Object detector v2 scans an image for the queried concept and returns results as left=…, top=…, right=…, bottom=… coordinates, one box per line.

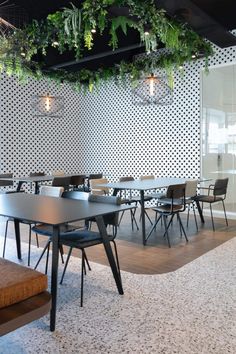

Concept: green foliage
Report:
left=0, top=0, right=214, bottom=93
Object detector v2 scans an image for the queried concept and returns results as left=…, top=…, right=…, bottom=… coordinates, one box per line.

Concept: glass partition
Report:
left=201, top=63, right=236, bottom=217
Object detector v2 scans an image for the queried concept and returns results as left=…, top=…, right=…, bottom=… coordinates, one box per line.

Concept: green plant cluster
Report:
left=0, top=0, right=214, bottom=92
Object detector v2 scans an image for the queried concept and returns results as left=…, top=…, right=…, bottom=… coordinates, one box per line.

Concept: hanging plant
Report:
left=0, top=0, right=214, bottom=92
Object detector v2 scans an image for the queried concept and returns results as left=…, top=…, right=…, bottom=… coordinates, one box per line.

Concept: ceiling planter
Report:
left=0, top=0, right=213, bottom=93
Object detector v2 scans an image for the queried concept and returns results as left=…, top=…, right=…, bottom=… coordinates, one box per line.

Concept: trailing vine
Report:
left=0, top=0, right=214, bottom=92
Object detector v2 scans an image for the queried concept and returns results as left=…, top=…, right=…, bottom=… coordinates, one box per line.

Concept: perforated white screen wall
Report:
left=0, top=43, right=236, bottom=183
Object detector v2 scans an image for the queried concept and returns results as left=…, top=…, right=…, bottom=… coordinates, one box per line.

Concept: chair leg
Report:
left=144, top=209, right=153, bottom=225
left=2, top=220, right=9, bottom=258
left=131, top=209, right=139, bottom=230
left=186, top=205, right=190, bottom=227
left=146, top=214, right=162, bottom=242
left=28, top=225, right=32, bottom=266
left=163, top=215, right=171, bottom=248
left=177, top=213, right=188, bottom=242
left=35, top=233, right=39, bottom=248
left=118, top=210, right=125, bottom=227
left=60, top=247, right=73, bottom=285
left=222, top=200, right=228, bottom=226
left=34, top=240, right=51, bottom=270
left=83, top=250, right=91, bottom=271
left=209, top=204, right=215, bottom=231
left=192, top=203, right=198, bottom=231
left=59, top=245, right=64, bottom=264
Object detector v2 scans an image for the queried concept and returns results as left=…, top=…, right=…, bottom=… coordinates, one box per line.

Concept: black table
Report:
left=98, top=177, right=205, bottom=245
left=0, top=193, right=130, bottom=331
left=0, top=174, right=88, bottom=194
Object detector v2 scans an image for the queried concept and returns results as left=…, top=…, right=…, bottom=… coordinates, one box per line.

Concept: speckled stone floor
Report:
left=1, top=236, right=236, bottom=354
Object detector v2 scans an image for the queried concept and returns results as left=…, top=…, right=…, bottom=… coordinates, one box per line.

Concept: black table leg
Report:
left=140, top=190, right=146, bottom=245
left=50, top=225, right=60, bottom=332
left=195, top=199, right=205, bottom=223
left=95, top=215, right=123, bottom=295
left=14, top=219, right=22, bottom=260
left=16, top=181, right=24, bottom=192
left=35, top=181, right=39, bottom=194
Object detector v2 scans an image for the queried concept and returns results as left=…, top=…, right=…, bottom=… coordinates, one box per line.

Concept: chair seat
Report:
left=32, top=223, right=84, bottom=236
left=127, top=195, right=152, bottom=203
left=195, top=195, right=223, bottom=203
left=152, top=204, right=183, bottom=214
left=60, top=229, right=114, bottom=248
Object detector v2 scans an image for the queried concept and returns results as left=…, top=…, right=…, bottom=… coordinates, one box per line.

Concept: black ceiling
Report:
left=4, top=0, right=236, bottom=71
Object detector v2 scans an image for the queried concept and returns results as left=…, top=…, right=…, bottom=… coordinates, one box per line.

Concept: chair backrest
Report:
left=166, top=184, right=186, bottom=200
left=119, top=176, right=134, bottom=182
left=185, top=179, right=198, bottom=198
left=213, top=178, right=228, bottom=196
left=88, top=194, right=121, bottom=205
left=39, top=185, right=64, bottom=197
left=0, top=173, right=13, bottom=187
left=140, top=175, right=155, bottom=180
left=29, top=172, right=45, bottom=177
left=90, top=178, right=109, bottom=195
left=70, top=175, right=85, bottom=186
left=89, top=173, right=103, bottom=180
left=62, top=191, right=89, bottom=200
left=51, top=170, right=65, bottom=176
left=52, top=176, right=71, bottom=191
left=88, top=194, right=121, bottom=228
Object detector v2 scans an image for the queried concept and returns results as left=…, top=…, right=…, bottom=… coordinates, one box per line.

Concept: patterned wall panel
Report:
left=1, top=42, right=236, bottom=190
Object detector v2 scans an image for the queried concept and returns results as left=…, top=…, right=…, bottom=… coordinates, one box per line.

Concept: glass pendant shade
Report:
left=31, top=94, right=64, bottom=117
left=133, top=74, right=173, bottom=106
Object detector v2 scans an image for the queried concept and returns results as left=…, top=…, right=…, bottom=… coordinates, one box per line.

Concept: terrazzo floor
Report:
left=1, top=236, right=236, bottom=354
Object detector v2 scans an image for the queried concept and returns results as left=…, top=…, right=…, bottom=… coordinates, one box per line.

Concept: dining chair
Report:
left=2, top=186, right=64, bottom=266
left=50, top=170, right=65, bottom=176
left=147, top=183, right=188, bottom=247
left=33, top=190, right=88, bottom=273
left=52, top=176, right=71, bottom=192
left=29, top=171, right=45, bottom=193
left=118, top=176, right=153, bottom=230
left=59, top=193, right=122, bottom=307
left=70, top=175, right=86, bottom=191
left=185, top=179, right=198, bottom=230
left=90, top=178, right=109, bottom=195
left=195, top=178, right=229, bottom=231
left=87, top=173, right=103, bottom=191
left=0, top=172, right=14, bottom=193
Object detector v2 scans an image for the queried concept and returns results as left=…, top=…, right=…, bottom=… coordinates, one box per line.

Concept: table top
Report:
left=98, top=177, right=188, bottom=191
left=0, top=193, right=130, bottom=225
left=0, top=174, right=88, bottom=183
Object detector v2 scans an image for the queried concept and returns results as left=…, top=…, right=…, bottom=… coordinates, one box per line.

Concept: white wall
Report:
left=1, top=42, right=236, bottom=183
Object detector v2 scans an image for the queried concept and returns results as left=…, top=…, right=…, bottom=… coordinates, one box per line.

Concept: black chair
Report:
left=118, top=176, right=153, bottom=230
left=195, top=178, right=228, bottom=231
left=59, top=193, right=122, bottom=307
left=87, top=173, right=103, bottom=191
left=147, top=184, right=188, bottom=247
left=29, top=171, right=45, bottom=194
left=70, top=175, right=86, bottom=191
left=52, top=176, right=71, bottom=192
left=0, top=172, right=14, bottom=193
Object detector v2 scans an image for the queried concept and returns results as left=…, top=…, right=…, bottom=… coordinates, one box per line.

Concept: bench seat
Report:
left=0, top=258, right=51, bottom=336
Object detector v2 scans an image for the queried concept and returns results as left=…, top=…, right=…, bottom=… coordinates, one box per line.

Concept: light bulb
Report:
left=149, top=76, right=154, bottom=96
left=45, top=96, right=51, bottom=112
